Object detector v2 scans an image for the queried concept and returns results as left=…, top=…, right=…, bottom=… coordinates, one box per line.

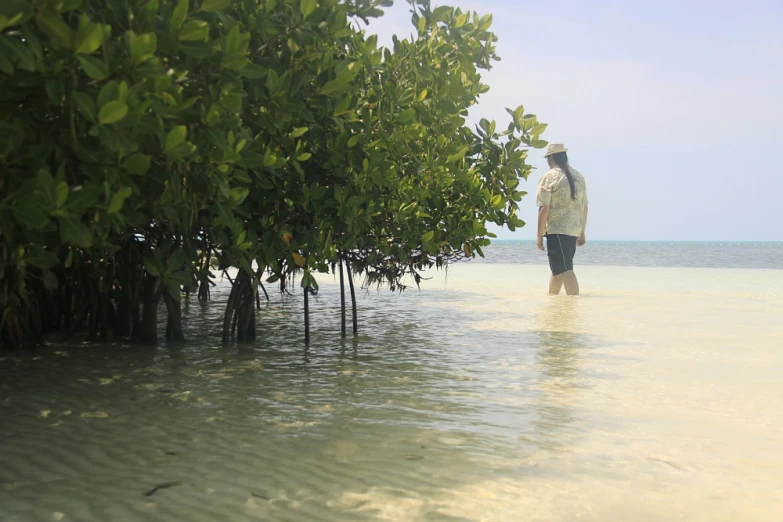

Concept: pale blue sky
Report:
left=367, top=0, right=783, bottom=240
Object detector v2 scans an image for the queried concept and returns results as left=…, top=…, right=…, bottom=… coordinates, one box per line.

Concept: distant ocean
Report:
left=477, top=240, right=783, bottom=270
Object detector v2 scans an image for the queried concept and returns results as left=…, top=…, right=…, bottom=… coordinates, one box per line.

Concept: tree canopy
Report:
left=0, top=0, right=547, bottom=348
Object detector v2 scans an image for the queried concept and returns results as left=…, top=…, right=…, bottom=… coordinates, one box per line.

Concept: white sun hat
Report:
left=543, top=143, right=568, bottom=157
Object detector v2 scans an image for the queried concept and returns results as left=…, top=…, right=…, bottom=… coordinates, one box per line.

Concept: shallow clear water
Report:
left=1, top=264, right=782, bottom=521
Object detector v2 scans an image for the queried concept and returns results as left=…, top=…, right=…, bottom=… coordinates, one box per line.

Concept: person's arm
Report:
left=535, top=174, right=551, bottom=251
left=537, top=206, right=550, bottom=251
left=578, top=204, right=588, bottom=246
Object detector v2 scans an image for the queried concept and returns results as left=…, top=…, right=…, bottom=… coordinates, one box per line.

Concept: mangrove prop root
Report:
left=304, top=286, right=310, bottom=344
left=346, top=262, right=358, bottom=335
left=339, top=256, right=347, bottom=337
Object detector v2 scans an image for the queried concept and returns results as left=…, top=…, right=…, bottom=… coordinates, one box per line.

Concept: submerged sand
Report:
left=1, top=265, right=781, bottom=521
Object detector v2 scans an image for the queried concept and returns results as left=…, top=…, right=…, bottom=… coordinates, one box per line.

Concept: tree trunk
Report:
left=98, top=289, right=111, bottom=342
left=61, top=285, right=73, bottom=339
left=115, top=279, right=131, bottom=338
left=130, top=303, right=141, bottom=343
left=346, top=261, right=358, bottom=335
left=163, top=291, right=185, bottom=342
left=87, top=283, right=99, bottom=339
left=304, top=284, right=310, bottom=344
left=236, top=272, right=255, bottom=341
left=222, top=279, right=240, bottom=342
left=139, top=274, right=161, bottom=344
left=198, top=246, right=212, bottom=302
left=70, top=288, right=84, bottom=335
left=339, top=256, right=346, bottom=337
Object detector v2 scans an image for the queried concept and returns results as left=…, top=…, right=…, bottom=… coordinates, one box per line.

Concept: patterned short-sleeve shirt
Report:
left=536, top=167, right=588, bottom=237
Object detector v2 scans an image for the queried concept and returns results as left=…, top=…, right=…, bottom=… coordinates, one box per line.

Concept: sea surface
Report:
left=1, top=242, right=782, bottom=521
left=476, top=240, right=783, bottom=269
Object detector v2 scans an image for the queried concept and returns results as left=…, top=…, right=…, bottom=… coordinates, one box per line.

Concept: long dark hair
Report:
left=550, top=152, right=576, bottom=200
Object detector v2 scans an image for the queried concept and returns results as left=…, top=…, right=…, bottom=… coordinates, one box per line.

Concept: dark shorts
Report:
left=546, top=234, right=577, bottom=276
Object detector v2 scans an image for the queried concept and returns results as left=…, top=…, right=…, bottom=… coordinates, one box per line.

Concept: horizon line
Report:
left=490, top=239, right=783, bottom=243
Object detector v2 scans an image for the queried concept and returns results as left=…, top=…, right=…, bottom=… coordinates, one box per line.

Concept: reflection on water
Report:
left=1, top=265, right=782, bottom=521
left=531, top=299, right=587, bottom=454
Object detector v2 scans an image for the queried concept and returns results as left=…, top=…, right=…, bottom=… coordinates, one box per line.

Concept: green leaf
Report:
left=296, top=152, right=312, bottom=161
left=62, top=0, right=83, bottom=11
left=73, top=92, right=97, bottom=121
left=200, top=0, right=231, bottom=12
left=347, top=134, right=360, bottom=148
left=118, top=80, right=128, bottom=103
left=0, top=35, right=36, bottom=72
left=513, top=105, right=525, bottom=127
left=97, top=81, right=120, bottom=108
left=422, top=230, right=434, bottom=243
left=171, top=0, right=189, bottom=31
left=0, top=53, right=13, bottom=75
left=239, top=63, right=266, bottom=79
left=55, top=181, right=69, bottom=208
left=179, top=20, right=209, bottom=41
left=216, top=202, right=234, bottom=225
left=122, top=153, right=151, bottom=175
left=167, top=249, right=188, bottom=273
left=22, top=25, right=43, bottom=60
left=166, top=142, right=195, bottom=161
left=126, top=31, right=157, bottom=65
left=0, top=13, right=23, bottom=32
left=230, top=187, right=249, bottom=205
left=180, top=41, right=213, bottom=59
left=417, top=89, right=428, bottom=102
left=59, top=215, right=92, bottom=247
left=397, top=108, right=416, bottom=123
left=38, top=14, right=75, bottom=50
left=531, top=123, right=548, bottom=135
left=300, top=0, right=317, bottom=18
left=169, top=270, right=191, bottom=286
left=165, top=126, right=187, bottom=152
left=224, top=25, right=249, bottom=61
left=320, top=78, right=348, bottom=96
left=417, top=15, right=427, bottom=33
left=77, top=55, right=109, bottom=80
left=36, top=170, right=57, bottom=203
left=45, top=79, right=64, bottom=106
left=292, top=252, right=306, bottom=268
left=24, top=247, right=58, bottom=270
left=478, top=13, right=493, bottom=31
left=107, top=187, right=132, bottom=214
left=66, top=184, right=101, bottom=214
left=167, top=281, right=182, bottom=300
left=289, top=127, right=309, bottom=138
left=142, top=257, right=161, bottom=277
left=447, top=146, right=469, bottom=163
left=98, top=101, right=128, bottom=125
left=11, top=199, right=48, bottom=229
left=74, top=23, right=107, bottom=54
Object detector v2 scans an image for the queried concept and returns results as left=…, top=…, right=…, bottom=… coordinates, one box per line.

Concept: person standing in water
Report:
left=536, top=143, right=589, bottom=295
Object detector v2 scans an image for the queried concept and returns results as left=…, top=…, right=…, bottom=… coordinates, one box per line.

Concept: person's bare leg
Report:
left=549, top=274, right=564, bottom=295
left=563, top=270, right=580, bottom=295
